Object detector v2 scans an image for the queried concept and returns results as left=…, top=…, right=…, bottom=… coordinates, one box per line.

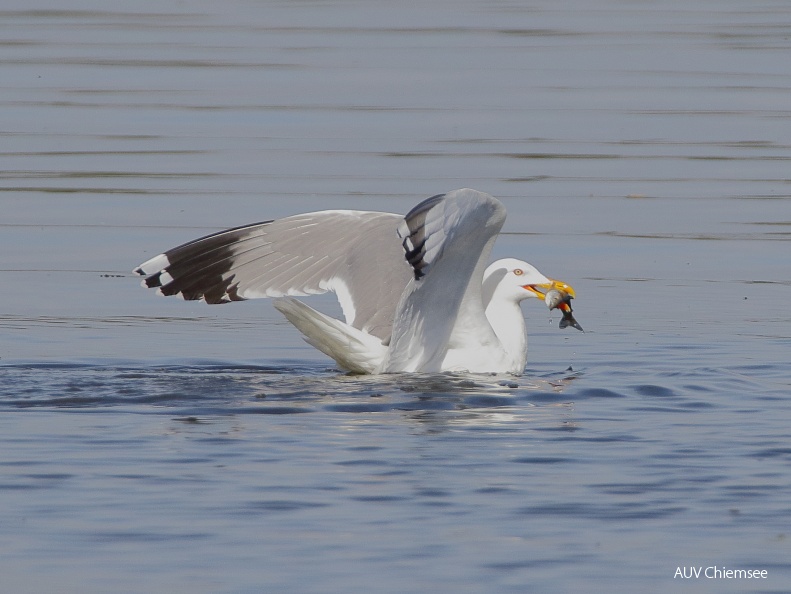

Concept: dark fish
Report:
left=559, top=309, right=584, bottom=332
left=544, top=289, right=584, bottom=332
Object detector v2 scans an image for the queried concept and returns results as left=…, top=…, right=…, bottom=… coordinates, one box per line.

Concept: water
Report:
left=1, top=1, right=790, bottom=592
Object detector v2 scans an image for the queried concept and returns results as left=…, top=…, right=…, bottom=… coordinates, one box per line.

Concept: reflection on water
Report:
left=0, top=362, right=577, bottom=422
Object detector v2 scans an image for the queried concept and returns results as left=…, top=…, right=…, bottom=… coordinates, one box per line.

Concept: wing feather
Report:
left=135, top=210, right=411, bottom=341
left=383, top=189, right=507, bottom=372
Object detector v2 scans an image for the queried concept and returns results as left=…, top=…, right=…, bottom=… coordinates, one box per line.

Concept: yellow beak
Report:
left=522, top=279, right=576, bottom=300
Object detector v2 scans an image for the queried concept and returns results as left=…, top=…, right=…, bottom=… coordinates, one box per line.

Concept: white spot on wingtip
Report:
left=136, top=253, right=170, bottom=276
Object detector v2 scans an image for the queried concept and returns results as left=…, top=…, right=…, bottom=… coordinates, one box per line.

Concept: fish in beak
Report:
left=523, top=279, right=584, bottom=332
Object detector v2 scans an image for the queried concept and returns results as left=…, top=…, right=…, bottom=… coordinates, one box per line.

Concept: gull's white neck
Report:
left=484, top=294, right=527, bottom=374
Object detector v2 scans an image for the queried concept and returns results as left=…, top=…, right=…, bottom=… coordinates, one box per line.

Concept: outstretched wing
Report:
left=383, top=189, right=507, bottom=372
left=134, top=210, right=411, bottom=341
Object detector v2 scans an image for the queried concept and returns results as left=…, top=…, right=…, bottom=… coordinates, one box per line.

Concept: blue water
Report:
left=2, top=1, right=790, bottom=592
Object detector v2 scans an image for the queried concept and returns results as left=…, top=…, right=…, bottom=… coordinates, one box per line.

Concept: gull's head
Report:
left=483, top=258, right=576, bottom=305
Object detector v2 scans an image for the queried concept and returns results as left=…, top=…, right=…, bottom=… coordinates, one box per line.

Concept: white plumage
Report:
left=135, top=189, right=577, bottom=375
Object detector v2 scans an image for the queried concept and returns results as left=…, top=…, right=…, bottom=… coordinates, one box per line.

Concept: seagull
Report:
left=134, top=188, right=579, bottom=374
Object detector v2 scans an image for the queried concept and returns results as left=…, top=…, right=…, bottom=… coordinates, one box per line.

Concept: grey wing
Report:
left=134, top=210, right=411, bottom=341
left=397, top=188, right=506, bottom=281
left=383, top=189, right=507, bottom=371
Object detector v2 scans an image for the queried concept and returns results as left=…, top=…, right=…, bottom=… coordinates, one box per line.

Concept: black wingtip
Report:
left=399, top=193, right=446, bottom=280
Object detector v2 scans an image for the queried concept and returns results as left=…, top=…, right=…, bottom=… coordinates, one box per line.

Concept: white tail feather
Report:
left=273, top=297, right=386, bottom=374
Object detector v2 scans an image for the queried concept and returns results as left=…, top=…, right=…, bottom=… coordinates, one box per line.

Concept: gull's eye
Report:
left=513, top=269, right=523, bottom=276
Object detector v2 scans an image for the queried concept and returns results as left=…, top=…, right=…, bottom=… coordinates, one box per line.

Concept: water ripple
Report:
left=0, top=362, right=576, bottom=415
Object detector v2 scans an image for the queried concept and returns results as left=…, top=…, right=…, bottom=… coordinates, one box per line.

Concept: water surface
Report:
left=1, top=1, right=790, bottom=593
